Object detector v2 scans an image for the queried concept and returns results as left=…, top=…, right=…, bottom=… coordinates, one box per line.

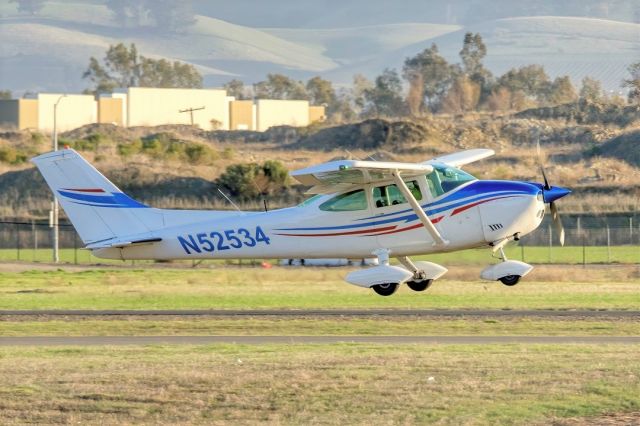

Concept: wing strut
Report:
left=392, top=171, right=448, bottom=246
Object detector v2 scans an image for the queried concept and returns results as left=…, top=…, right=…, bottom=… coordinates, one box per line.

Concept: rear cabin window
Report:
left=372, top=181, right=422, bottom=208
left=426, top=165, right=476, bottom=198
left=319, top=189, right=368, bottom=212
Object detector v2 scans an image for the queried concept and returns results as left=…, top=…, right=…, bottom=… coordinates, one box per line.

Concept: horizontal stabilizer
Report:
left=85, top=237, right=162, bottom=250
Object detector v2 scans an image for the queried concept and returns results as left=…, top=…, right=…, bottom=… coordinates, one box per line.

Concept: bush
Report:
left=117, top=139, right=143, bottom=157
left=0, top=146, right=27, bottom=164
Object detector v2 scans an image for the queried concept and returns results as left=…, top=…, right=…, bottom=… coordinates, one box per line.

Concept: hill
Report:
left=1, top=1, right=638, bottom=93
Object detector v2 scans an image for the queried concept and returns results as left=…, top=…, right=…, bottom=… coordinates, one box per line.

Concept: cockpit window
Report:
left=298, top=194, right=323, bottom=207
left=426, top=165, right=476, bottom=198
left=372, top=180, right=422, bottom=208
left=319, top=189, right=367, bottom=212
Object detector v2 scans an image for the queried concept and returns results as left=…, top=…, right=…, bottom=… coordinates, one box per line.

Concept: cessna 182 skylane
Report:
left=32, top=148, right=570, bottom=296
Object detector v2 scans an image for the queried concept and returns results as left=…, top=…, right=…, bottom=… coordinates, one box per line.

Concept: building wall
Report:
left=0, top=100, right=19, bottom=129
left=98, top=97, right=123, bottom=125
left=37, top=94, right=97, bottom=133
left=256, top=99, right=309, bottom=132
left=309, top=105, right=326, bottom=124
left=229, top=100, right=254, bottom=130
left=126, top=87, right=229, bottom=130
left=0, top=99, right=38, bottom=130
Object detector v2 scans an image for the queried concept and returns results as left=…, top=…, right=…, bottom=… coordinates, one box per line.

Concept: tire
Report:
left=406, top=279, right=433, bottom=292
left=499, top=275, right=521, bottom=286
left=372, top=283, right=398, bottom=296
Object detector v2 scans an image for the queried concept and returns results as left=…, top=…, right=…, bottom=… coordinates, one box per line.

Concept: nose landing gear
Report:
left=480, top=246, right=532, bottom=286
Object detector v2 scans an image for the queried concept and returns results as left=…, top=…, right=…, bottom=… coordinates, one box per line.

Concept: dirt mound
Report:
left=594, top=129, right=640, bottom=166
left=516, top=100, right=640, bottom=127
left=293, top=119, right=430, bottom=151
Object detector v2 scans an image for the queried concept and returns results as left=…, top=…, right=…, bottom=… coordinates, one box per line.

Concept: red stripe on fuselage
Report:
left=274, top=225, right=397, bottom=237
left=364, top=216, right=443, bottom=236
left=62, top=188, right=106, bottom=193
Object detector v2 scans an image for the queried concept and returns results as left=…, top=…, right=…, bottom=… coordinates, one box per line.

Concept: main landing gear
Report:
left=480, top=245, right=533, bottom=286
left=345, top=249, right=448, bottom=296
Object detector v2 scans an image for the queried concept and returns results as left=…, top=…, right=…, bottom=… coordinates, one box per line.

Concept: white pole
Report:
left=51, top=95, right=66, bottom=263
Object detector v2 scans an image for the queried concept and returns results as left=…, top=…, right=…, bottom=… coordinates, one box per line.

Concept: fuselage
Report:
left=94, top=176, right=546, bottom=261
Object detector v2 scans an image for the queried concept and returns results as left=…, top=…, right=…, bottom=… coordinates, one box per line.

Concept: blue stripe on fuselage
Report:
left=277, top=180, right=539, bottom=232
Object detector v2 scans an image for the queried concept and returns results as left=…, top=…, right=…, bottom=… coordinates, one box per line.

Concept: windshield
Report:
left=426, top=165, right=476, bottom=198
left=297, top=194, right=324, bottom=207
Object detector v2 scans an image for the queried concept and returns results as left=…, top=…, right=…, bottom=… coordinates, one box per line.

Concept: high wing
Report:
left=291, top=160, right=434, bottom=194
left=425, top=149, right=494, bottom=168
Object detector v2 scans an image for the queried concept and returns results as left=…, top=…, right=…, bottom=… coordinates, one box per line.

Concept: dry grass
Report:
left=0, top=265, right=639, bottom=310
left=0, top=344, right=638, bottom=424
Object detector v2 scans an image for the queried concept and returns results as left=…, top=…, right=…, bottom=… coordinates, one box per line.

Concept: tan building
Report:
left=34, top=93, right=97, bottom=133
left=125, top=87, right=229, bottom=130
left=0, top=99, right=38, bottom=130
left=255, top=99, right=310, bottom=132
left=97, top=96, right=123, bottom=126
left=229, top=100, right=254, bottom=130
left=309, top=105, right=326, bottom=124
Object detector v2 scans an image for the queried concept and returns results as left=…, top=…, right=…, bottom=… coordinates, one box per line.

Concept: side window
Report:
left=319, top=189, right=368, bottom=212
left=373, top=181, right=422, bottom=208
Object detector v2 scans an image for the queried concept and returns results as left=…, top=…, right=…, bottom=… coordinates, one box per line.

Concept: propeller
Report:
left=536, top=140, right=568, bottom=246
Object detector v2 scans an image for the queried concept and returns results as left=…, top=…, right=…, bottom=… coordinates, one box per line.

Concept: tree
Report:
left=459, top=32, right=493, bottom=101
left=623, top=62, right=640, bottom=104
left=216, top=161, right=289, bottom=201
left=224, top=79, right=249, bottom=100
left=579, top=76, right=604, bottom=102
left=138, top=57, right=202, bottom=88
left=441, top=75, right=481, bottom=114
left=306, top=76, right=336, bottom=106
left=0, top=90, right=12, bottom=100
left=403, top=44, right=458, bottom=113
left=254, top=74, right=307, bottom=100
left=363, top=68, right=406, bottom=117
left=10, top=0, right=45, bottom=14
left=496, top=65, right=551, bottom=105
left=546, top=76, right=577, bottom=105
left=83, top=43, right=202, bottom=94
left=352, top=74, right=373, bottom=115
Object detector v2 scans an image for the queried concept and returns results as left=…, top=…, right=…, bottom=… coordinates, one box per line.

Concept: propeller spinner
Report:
left=536, top=141, right=570, bottom=246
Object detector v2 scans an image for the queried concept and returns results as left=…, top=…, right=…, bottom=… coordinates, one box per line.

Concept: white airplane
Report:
left=32, top=147, right=569, bottom=296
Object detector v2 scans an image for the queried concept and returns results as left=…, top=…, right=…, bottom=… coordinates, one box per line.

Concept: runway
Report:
left=1, top=335, right=639, bottom=346
left=1, top=309, right=639, bottom=318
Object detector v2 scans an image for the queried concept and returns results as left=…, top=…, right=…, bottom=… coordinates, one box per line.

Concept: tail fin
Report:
left=31, top=149, right=157, bottom=246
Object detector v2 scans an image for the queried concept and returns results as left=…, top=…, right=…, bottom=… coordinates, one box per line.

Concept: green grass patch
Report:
left=1, top=245, right=638, bottom=265
left=0, top=268, right=639, bottom=310
left=0, top=344, right=638, bottom=424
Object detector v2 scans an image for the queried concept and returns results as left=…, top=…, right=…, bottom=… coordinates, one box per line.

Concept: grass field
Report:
left=0, top=266, right=639, bottom=310
left=0, top=344, right=638, bottom=424
left=1, top=317, right=639, bottom=337
left=1, top=245, right=639, bottom=265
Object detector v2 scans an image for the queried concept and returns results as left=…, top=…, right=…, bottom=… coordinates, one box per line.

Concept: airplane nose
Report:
left=543, top=186, right=571, bottom=203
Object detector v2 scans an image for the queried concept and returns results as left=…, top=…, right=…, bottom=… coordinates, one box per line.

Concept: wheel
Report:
left=499, top=275, right=521, bottom=286
left=406, top=279, right=433, bottom=292
left=372, top=283, right=398, bottom=296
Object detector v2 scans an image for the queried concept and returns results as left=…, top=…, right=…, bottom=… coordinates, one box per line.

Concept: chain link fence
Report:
left=0, top=215, right=638, bottom=265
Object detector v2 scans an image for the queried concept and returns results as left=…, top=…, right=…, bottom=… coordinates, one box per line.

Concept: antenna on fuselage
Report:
left=217, top=188, right=242, bottom=213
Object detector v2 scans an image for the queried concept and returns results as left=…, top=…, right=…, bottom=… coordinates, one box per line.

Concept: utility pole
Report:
left=51, top=94, right=66, bottom=263
left=179, top=106, right=205, bottom=126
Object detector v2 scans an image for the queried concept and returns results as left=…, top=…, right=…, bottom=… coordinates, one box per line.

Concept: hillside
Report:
left=1, top=1, right=638, bottom=92
left=1, top=110, right=639, bottom=218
